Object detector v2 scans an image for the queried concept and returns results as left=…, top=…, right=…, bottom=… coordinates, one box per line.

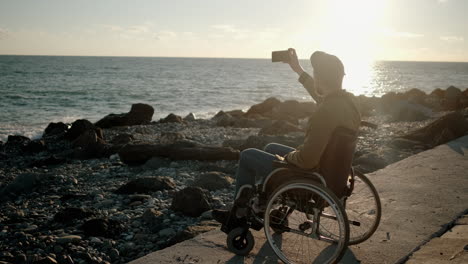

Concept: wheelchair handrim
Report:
left=264, top=182, right=349, bottom=264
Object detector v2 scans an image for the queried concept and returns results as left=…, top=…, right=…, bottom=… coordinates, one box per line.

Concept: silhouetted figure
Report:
left=213, top=48, right=361, bottom=224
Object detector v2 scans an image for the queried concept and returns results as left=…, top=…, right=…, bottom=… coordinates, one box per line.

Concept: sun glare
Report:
left=312, top=0, right=387, bottom=95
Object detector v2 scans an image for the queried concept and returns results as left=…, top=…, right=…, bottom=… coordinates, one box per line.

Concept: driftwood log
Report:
left=118, top=140, right=239, bottom=165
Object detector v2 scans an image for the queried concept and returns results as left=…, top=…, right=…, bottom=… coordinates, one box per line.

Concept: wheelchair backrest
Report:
left=319, top=126, right=358, bottom=198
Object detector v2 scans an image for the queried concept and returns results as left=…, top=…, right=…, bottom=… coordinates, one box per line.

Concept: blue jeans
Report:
left=234, top=143, right=295, bottom=197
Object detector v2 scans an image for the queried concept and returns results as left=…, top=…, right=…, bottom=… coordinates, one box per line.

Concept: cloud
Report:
left=211, top=24, right=239, bottom=33
left=438, top=0, right=448, bottom=3
left=154, top=31, right=177, bottom=40
left=381, top=28, right=424, bottom=38
left=102, top=25, right=124, bottom=32
left=440, top=35, right=464, bottom=42
left=101, top=23, right=155, bottom=40
left=127, top=25, right=150, bottom=34
left=211, top=24, right=254, bottom=40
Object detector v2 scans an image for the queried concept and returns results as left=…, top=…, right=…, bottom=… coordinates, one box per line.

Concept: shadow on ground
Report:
left=224, top=240, right=360, bottom=264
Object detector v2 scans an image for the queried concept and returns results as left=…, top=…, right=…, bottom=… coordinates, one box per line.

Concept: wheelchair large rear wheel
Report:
left=264, top=180, right=349, bottom=264
left=345, top=171, right=382, bottom=245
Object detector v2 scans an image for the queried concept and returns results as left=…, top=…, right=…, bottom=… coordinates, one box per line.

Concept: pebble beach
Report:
left=1, top=86, right=468, bottom=264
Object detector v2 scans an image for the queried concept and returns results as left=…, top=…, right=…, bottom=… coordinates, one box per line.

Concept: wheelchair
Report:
left=221, top=127, right=382, bottom=264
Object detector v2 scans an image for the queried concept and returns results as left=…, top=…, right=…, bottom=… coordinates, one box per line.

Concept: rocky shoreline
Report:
left=1, top=86, right=468, bottom=264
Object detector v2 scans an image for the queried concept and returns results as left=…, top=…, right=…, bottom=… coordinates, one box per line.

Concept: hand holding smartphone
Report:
left=272, top=48, right=305, bottom=75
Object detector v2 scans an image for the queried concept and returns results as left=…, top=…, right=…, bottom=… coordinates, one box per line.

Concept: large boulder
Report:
left=380, top=92, right=402, bottom=111
left=389, top=101, right=431, bottom=122
left=171, top=187, right=213, bottom=217
left=71, top=128, right=109, bottom=159
left=430, top=88, right=445, bottom=99
left=267, top=100, right=315, bottom=120
left=23, top=139, right=46, bottom=153
left=402, top=88, right=427, bottom=105
left=72, top=129, right=102, bottom=149
left=115, top=176, right=176, bottom=194
left=355, top=95, right=378, bottom=116
left=259, top=120, right=302, bottom=135
left=402, top=111, right=468, bottom=147
left=184, top=112, right=197, bottom=121
left=225, top=109, right=245, bottom=118
left=4, top=135, right=30, bottom=152
left=245, top=97, right=281, bottom=117
left=65, top=119, right=100, bottom=141
left=160, top=113, right=184, bottom=124
left=424, top=96, right=443, bottom=111
left=444, top=86, right=463, bottom=110
left=44, top=122, right=69, bottom=137
left=95, top=103, right=154, bottom=128
left=191, top=172, right=234, bottom=191
left=212, top=110, right=230, bottom=121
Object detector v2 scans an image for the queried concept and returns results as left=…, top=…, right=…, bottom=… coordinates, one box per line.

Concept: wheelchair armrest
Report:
left=272, top=160, right=318, bottom=174
left=272, top=160, right=289, bottom=168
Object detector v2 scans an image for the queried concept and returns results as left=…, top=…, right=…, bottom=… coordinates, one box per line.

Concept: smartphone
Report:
left=272, top=50, right=290, bottom=63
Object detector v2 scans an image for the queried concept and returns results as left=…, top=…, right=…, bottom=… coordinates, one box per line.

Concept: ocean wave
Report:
left=0, top=124, right=44, bottom=142
left=4, top=94, right=29, bottom=100
left=1, top=57, right=468, bottom=143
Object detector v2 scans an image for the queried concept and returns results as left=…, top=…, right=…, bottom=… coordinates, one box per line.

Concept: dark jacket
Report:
left=285, top=72, right=361, bottom=169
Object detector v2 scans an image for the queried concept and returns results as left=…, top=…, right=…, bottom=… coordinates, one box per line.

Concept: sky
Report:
left=0, top=0, right=467, bottom=62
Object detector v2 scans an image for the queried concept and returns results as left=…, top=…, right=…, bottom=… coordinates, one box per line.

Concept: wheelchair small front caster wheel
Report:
left=227, top=227, right=255, bottom=256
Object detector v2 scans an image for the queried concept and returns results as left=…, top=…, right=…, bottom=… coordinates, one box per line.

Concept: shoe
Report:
left=214, top=207, right=248, bottom=234
left=212, top=209, right=230, bottom=224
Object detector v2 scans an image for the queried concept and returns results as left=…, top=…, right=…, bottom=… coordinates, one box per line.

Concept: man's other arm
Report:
left=298, top=72, right=323, bottom=104
left=285, top=105, right=336, bottom=168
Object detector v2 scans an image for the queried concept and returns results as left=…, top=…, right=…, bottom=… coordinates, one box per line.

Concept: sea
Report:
left=1, top=55, right=468, bottom=142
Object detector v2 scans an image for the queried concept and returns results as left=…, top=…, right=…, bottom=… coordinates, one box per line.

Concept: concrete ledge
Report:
left=130, top=136, right=468, bottom=264
left=405, top=237, right=468, bottom=264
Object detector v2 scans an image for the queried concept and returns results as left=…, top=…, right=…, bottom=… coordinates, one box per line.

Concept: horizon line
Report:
left=0, top=53, right=467, bottom=63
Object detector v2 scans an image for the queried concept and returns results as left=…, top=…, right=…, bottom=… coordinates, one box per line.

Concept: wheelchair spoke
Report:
left=264, top=182, right=349, bottom=264
left=345, top=172, right=382, bottom=245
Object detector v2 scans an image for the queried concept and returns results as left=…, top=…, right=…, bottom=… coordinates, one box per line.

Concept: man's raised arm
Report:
left=286, top=48, right=323, bottom=104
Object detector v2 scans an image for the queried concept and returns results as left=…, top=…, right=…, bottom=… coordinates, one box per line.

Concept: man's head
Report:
left=310, top=51, right=345, bottom=95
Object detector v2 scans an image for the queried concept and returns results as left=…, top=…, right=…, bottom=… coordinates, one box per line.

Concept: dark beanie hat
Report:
left=310, top=51, right=345, bottom=84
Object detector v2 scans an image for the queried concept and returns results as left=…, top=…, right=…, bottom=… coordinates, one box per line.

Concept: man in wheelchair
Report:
left=213, top=48, right=361, bottom=235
